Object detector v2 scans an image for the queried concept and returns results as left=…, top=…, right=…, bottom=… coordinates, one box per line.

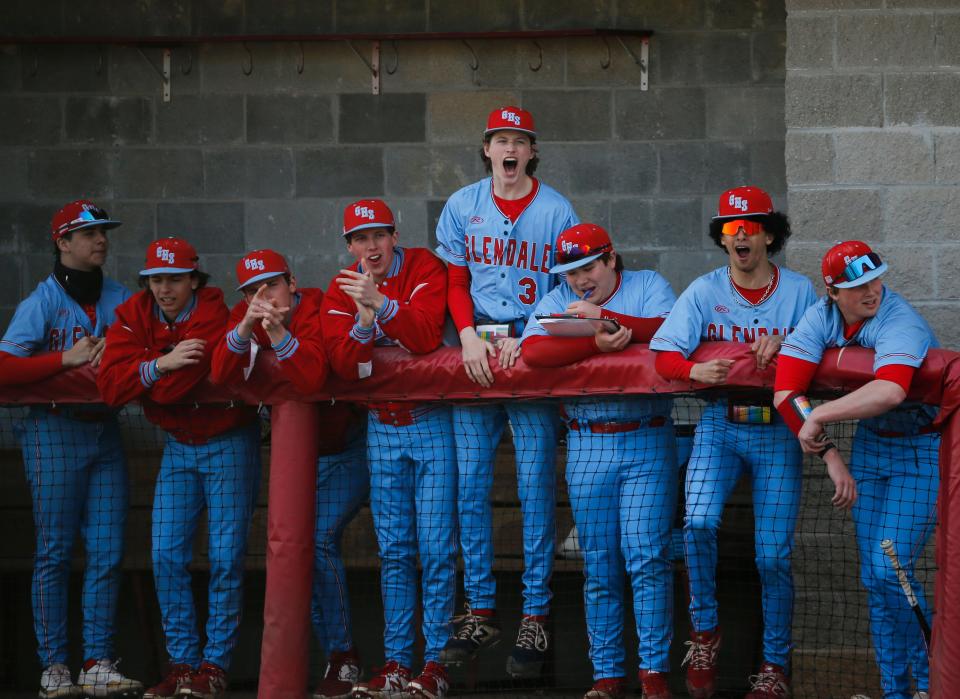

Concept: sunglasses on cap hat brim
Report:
left=548, top=242, right=613, bottom=274
left=59, top=208, right=122, bottom=236
left=832, top=252, right=888, bottom=288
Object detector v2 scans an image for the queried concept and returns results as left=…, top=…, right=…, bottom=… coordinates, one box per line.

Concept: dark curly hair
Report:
left=708, top=212, right=792, bottom=256
left=479, top=133, right=539, bottom=177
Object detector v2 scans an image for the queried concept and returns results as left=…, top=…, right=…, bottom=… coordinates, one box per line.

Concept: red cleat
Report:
left=583, top=676, right=627, bottom=698
left=682, top=627, right=721, bottom=699
left=745, top=662, right=790, bottom=698
left=313, top=648, right=361, bottom=699
left=639, top=669, right=673, bottom=699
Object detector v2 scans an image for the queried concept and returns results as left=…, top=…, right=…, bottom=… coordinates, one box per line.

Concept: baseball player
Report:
left=521, top=223, right=678, bottom=699
left=650, top=187, right=817, bottom=699
left=775, top=241, right=938, bottom=699
left=321, top=199, right=455, bottom=699
left=210, top=249, right=369, bottom=699
left=434, top=106, right=578, bottom=677
left=97, top=238, right=261, bottom=699
left=0, top=200, right=142, bottom=698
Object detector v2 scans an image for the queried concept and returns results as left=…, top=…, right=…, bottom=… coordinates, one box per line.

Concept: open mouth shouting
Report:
left=503, top=157, right=519, bottom=176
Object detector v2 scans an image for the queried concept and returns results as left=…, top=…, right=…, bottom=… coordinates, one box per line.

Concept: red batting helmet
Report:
left=343, top=199, right=395, bottom=237
left=822, top=240, right=888, bottom=288
left=485, top=106, right=536, bottom=138
left=550, top=223, right=614, bottom=274
left=713, top=186, right=774, bottom=221
left=51, top=200, right=121, bottom=241
left=236, top=249, right=290, bottom=291
left=140, top=237, right=200, bottom=276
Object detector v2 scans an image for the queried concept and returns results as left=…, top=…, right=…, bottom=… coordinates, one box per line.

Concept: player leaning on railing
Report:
left=97, top=238, right=261, bottom=699
left=321, top=199, right=455, bottom=699
left=521, top=223, right=678, bottom=699
left=774, top=241, right=938, bottom=699
left=650, top=186, right=818, bottom=699
left=0, top=200, right=142, bottom=699
left=210, top=248, right=370, bottom=699
left=434, top=106, right=579, bottom=679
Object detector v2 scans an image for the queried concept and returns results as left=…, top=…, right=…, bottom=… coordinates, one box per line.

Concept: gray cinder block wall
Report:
left=784, top=0, right=960, bottom=346
left=0, top=0, right=787, bottom=330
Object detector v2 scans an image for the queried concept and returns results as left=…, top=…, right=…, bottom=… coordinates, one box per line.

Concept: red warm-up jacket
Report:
left=211, top=287, right=363, bottom=454
left=98, top=287, right=256, bottom=444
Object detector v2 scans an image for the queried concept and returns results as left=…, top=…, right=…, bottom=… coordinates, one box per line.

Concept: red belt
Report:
left=568, top=416, right=666, bottom=434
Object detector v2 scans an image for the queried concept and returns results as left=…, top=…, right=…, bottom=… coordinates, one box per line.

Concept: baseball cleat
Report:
left=39, top=663, right=80, bottom=698
left=178, top=661, right=227, bottom=698
left=314, top=648, right=361, bottom=699
left=76, top=658, right=143, bottom=698
left=582, top=676, right=626, bottom=699
left=682, top=627, right=721, bottom=699
left=505, top=614, right=549, bottom=679
left=439, top=606, right=501, bottom=664
left=404, top=662, right=448, bottom=699
left=143, top=663, right=193, bottom=699
left=639, top=669, right=673, bottom=699
left=352, top=661, right=411, bottom=698
left=745, top=662, right=790, bottom=698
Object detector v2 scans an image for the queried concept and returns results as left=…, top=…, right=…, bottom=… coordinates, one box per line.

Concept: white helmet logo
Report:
left=501, top=110, right=521, bottom=126
left=354, top=205, right=376, bottom=220
left=244, top=258, right=266, bottom=271
left=728, top=194, right=749, bottom=212
left=156, top=247, right=176, bottom=264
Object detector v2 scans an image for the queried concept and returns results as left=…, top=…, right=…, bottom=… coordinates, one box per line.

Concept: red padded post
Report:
left=258, top=401, right=320, bottom=699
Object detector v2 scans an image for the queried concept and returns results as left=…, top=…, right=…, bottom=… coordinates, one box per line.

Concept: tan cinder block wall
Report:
left=785, top=0, right=960, bottom=346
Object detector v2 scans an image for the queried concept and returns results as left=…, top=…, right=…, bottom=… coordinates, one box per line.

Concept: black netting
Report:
left=0, top=394, right=938, bottom=699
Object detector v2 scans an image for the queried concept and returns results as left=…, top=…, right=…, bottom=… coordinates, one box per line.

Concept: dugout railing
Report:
left=0, top=342, right=957, bottom=699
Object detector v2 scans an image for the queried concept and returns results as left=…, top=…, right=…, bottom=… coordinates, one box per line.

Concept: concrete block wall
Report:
left=0, top=0, right=788, bottom=329
left=784, top=0, right=960, bottom=346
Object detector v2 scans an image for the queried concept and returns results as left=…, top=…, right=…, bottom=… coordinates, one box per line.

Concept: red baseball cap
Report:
left=236, top=249, right=290, bottom=291
left=51, top=199, right=121, bottom=241
left=485, top=106, right=537, bottom=138
left=713, top=186, right=774, bottom=220
left=140, top=237, right=200, bottom=276
left=343, top=199, right=395, bottom=237
left=822, top=240, right=888, bottom=288
left=550, top=223, right=614, bottom=274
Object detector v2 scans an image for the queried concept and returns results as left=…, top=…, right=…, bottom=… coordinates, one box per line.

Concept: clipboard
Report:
left=536, top=314, right=620, bottom=337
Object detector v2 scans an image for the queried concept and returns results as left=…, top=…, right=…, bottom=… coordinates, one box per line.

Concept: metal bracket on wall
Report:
left=136, top=46, right=172, bottom=102
left=616, top=34, right=649, bottom=91
left=347, top=40, right=380, bottom=95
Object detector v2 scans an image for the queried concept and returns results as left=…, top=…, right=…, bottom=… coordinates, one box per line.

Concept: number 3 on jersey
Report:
left=518, top=277, right=537, bottom=305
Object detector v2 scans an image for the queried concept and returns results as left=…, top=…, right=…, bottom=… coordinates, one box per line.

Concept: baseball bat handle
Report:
left=881, top=538, right=932, bottom=652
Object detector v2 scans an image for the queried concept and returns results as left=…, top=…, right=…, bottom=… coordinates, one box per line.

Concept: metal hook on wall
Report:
left=462, top=40, right=480, bottom=84
left=385, top=40, right=399, bottom=75
left=600, top=35, right=612, bottom=70
left=181, top=49, right=193, bottom=76
left=528, top=40, right=543, bottom=72
left=95, top=45, right=104, bottom=75
left=241, top=42, right=253, bottom=76
left=296, top=41, right=304, bottom=74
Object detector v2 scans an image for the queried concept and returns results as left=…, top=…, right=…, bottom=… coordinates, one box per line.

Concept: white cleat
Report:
left=77, top=659, right=143, bottom=698
left=40, top=664, right=80, bottom=698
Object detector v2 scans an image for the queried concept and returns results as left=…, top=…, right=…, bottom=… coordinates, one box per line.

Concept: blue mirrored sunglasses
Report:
left=840, top=252, right=883, bottom=283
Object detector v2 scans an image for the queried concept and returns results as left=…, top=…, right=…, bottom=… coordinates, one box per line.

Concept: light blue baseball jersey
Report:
left=781, top=287, right=938, bottom=434
left=649, top=266, right=817, bottom=357
left=0, top=275, right=130, bottom=357
left=435, top=177, right=578, bottom=322
left=522, top=270, right=677, bottom=423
